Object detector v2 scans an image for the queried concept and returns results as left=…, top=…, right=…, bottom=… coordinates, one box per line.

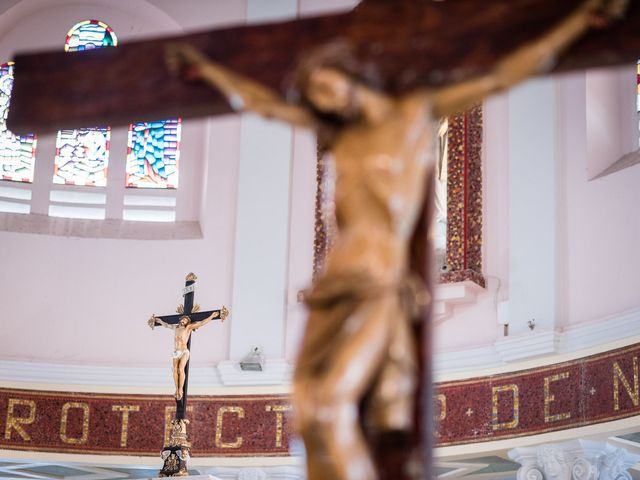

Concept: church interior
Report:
left=1, top=0, right=640, bottom=478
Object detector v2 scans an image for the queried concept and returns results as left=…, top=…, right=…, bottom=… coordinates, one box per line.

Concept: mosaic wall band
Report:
left=3, top=342, right=640, bottom=456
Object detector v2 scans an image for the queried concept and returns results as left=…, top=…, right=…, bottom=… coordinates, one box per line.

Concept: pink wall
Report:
left=561, top=68, right=640, bottom=327
left=4, top=0, right=638, bottom=369
left=0, top=1, right=246, bottom=368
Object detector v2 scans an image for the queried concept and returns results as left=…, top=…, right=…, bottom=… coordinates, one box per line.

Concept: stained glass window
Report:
left=53, top=20, right=118, bottom=187
left=54, top=128, right=111, bottom=186
left=126, top=119, right=181, bottom=189
left=64, top=19, right=117, bottom=52
left=0, top=62, right=37, bottom=183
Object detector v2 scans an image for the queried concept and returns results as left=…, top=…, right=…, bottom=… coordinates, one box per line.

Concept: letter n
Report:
left=613, top=356, right=639, bottom=411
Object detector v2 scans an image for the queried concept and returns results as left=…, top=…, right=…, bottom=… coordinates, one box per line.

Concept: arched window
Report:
left=64, top=19, right=116, bottom=51
left=53, top=20, right=117, bottom=186
left=0, top=62, right=37, bottom=183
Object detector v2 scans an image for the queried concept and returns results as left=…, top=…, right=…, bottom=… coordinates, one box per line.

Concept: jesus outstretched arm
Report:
left=166, top=43, right=318, bottom=129
left=188, top=310, right=220, bottom=332
left=430, top=0, right=627, bottom=117
left=148, top=314, right=175, bottom=330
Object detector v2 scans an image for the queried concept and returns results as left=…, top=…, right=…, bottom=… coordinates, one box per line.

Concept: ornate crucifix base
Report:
left=159, top=419, right=191, bottom=477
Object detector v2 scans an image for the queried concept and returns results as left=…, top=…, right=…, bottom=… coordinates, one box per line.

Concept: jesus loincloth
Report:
left=173, top=349, right=188, bottom=359
left=295, top=271, right=424, bottom=431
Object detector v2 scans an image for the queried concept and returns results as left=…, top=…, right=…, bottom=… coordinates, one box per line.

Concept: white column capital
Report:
left=509, top=440, right=640, bottom=480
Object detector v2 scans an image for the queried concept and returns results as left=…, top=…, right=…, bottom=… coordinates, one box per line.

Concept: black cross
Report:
left=149, top=272, right=227, bottom=419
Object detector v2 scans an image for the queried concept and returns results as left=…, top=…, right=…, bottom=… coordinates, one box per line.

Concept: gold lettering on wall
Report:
left=492, top=384, right=519, bottom=430
left=163, top=406, right=193, bottom=446
left=60, top=402, right=90, bottom=445
left=265, top=404, right=292, bottom=448
left=544, top=371, right=571, bottom=423
left=4, top=398, right=36, bottom=441
left=112, top=405, right=140, bottom=448
left=215, top=406, right=244, bottom=449
left=434, top=394, right=447, bottom=422
left=613, top=356, right=639, bottom=411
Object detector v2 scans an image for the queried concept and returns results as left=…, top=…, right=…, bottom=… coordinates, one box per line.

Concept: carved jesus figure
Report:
left=167, top=1, right=624, bottom=478
left=149, top=311, right=220, bottom=400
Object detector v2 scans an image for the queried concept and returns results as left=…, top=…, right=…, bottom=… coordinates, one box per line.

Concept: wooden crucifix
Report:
left=148, top=272, right=228, bottom=477
left=5, top=0, right=640, bottom=134
left=5, top=1, right=636, bottom=479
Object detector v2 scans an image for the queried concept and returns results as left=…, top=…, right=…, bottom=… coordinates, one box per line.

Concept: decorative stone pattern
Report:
left=435, top=343, right=640, bottom=446
left=312, top=145, right=335, bottom=280
left=509, top=440, right=640, bottom=480
left=440, top=105, right=484, bottom=287
left=312, top=107, right=485, bottom=287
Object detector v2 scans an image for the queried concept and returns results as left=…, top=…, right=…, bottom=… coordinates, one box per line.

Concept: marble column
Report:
left=222, top=0, right=298, bottom=385
left=507, top=78, right=558, bottom=336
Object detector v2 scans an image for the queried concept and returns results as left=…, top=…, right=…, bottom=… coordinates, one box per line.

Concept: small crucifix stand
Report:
left=148, top=272, right=228, bottom=477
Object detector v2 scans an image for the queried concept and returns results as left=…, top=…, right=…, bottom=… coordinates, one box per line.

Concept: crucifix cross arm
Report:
left=148, top=307, right=228, bottom=330
left=6, top=0, right=640, bottom=134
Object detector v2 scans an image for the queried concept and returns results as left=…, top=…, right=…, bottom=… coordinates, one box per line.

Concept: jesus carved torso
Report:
left=173, top=325, right=191, bottom=352
left=328, top=98, right=435, bottom=284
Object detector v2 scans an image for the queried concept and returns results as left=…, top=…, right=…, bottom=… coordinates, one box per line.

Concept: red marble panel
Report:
left=0, top=392, right=290, bottom=456
left=2, top=343, right=640, bottom=456
left=442, top=105, right=485, bottom=287
left=435, top=343, right=640, bottom=446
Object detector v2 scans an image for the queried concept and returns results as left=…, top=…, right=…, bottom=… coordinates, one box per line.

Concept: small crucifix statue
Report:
left=148, top=272, right=228, bottom=477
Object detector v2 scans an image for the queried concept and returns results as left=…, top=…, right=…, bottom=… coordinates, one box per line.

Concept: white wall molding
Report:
left=435, top=306, right=640, bottom=378
left=0, top=360, right=219, bottom=390
left=494, top=329, right=560, bottom=363
left=216, top=359, right=293, bottom=386
left=0, top=358, right=293, bottom=391
left=558, top=309, right=640, bottom=353
left=434, top=281, right=485, bottom=323
left=433, top=345, right=503, bottom=375
left=0, top=212, right=202, bottom=239
left=2, top=309, right=639, bottom=389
